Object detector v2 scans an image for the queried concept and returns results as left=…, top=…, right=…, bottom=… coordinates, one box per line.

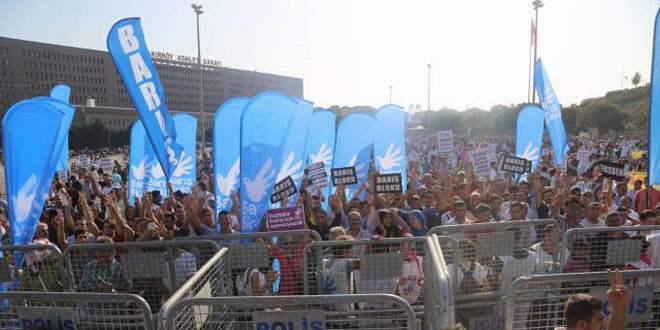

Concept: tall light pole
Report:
left=389, top=85, right=392, bottom=104
left=192, top=3, right=205, bottom=151
left=427, top=64, right=431, bottom=111
left=531, top=0, right=543, bottom=104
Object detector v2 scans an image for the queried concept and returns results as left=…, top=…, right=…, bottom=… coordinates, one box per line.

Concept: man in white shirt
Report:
left=580, top=202, right=606, bottom=239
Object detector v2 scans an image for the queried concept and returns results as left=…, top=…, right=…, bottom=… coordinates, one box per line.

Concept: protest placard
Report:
left=600, top=161, right=625, bottom=181
left=374, top=173, right=403, bottom=194
left=266, top=205, right=306, bottom=231
left=56, top=171, right=68, bottom=182
left=501, top=156, right=532, bottom=174
left=470, top=149, right=490, bottom=178
left=436, top=130, right=454, bottom=154
left=100, top=157, right=114, bottom=172
left=270, top=176, right=297, bottom=204
left=308, top=162, right=328, bottom=188
left=331, top=167, right=358, bottom=186
left=577, top=148, right=590, bottom=175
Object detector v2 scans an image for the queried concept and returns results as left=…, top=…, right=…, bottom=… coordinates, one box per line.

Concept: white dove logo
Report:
left=244, top=158, right=276, bottom=202
left=217, top=158, right=240, bottom=196
left=376, top=142, right=404, bottom=171
left=12, top=174, right=38, bottom=223
left=518, top=142, right=540, bottom=162
left=276, top=151, right=302, bottom=183
left=131, top=158, right=150, bottom=181
left=309, top=143, right=332, bottom=165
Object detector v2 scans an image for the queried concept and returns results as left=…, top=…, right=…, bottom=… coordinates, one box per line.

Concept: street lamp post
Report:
left=531, top=0, right=543, bottom=104
left=389, top=85, right=392, bottom=104
left=191, top=3, right=205, bottom=152
left=427, top=64, right=431, bottom=111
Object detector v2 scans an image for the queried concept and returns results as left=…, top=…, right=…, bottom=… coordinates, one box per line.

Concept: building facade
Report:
left=0, top=37, right=304, bottom=130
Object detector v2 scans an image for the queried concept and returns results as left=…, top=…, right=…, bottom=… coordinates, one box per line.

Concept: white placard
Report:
left=577, top=149, right=590, bottom=175
left=100, top=158, right=114, bottom=172
left=436, top=130, right=455, bottom=154
left=470, top=149, right=490, bottom=178
left=57, top=171, right=69, bottom=182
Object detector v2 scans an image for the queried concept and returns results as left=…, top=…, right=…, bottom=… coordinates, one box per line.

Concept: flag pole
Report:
left=532, top=0, right=544, bottom=103
left=527, top=19, right=534, bottom=103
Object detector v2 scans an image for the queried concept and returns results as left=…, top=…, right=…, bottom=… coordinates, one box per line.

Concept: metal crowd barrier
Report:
left=426, top=234, right=456, bottom=328
left=0, top=244, right=68, bottom=292
left=0, top=291, right=154, bottom=330
left=559, top=225, right=660, bottom=273
left=429, top=219, right=559, bottom=328
left=159, top=247, right=231, bottom=330
left=63, top=239, right=220, bottom=312
left=301, top=235, right=428, bottom=329
left=161, top=294, right=416, bottom=330
left=505, top=269, right=660, bottom=330
left=176, top=229, right=322, bottom=296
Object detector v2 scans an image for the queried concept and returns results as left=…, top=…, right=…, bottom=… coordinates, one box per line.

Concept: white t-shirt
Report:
left=531, top=242, right=569, bottom=274
left=580, top=218, right=606, bottom=238
left=398, top=257, right=424, bottom=304
left=164, top=250, right=197, bottom=291
left=322, top=258, right=353, bottom=296
left=500, top=251, right=538, bottom=293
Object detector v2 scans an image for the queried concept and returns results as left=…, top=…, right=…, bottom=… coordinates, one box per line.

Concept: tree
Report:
left=576, top=99, right=627, bottom=134
left=632, top=72, right=641, bottom=87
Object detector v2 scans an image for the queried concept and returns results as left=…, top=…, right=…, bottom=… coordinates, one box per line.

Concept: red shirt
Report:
left=634, top=187, right=660, bottom=212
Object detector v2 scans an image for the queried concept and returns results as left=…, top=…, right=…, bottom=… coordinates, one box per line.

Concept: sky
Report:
left=1, top=0, right=658, bottom=111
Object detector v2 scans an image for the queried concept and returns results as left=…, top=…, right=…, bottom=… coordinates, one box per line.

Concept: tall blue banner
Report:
left=535, top=59, right=569, bottom=165
left=129, top=120, right=150, bottom=205
left=128, top=115, right=197, bottom=204
left=3, top=96, right=74, bottom=251
left=515, top=105, right=545, bottom=171
left=107, top=17, right=182, bottom=180
left=275, top=99, right=313, bottom=206
left=374, top=105, right=407, bottom=189
left=239, top=92, right=298, bottom=233
left=307, top=110, right=336, bottom=208
left=332, top=112, right=376, bottom=200
left=214, top=97, right=248, bottom=212
left=649, top=8, right=660, bottom=185
left=51, top=84, right=72, bottom=172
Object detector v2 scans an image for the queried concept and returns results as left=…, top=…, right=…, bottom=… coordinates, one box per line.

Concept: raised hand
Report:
left=309, top=143, right=332, bottom=165
left=172, top=151, right=194, bottom=177
left=276, top=151, right=303, bottom=183
left=376, top=142, right=404, bottom=171
left=518, top=142, right=540, bottom=163
left=606, top=269, right=630, bottom=314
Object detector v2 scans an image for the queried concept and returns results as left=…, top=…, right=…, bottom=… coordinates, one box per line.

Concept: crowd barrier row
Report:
left=4, top=222, right=660, bottom=329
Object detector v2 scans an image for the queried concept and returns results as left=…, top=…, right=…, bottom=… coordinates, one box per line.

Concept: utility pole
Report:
left=192, top=3, right=205, bottom=151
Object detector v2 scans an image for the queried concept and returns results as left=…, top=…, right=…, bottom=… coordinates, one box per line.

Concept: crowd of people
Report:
left=0, top=129, right=655, bottom=327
